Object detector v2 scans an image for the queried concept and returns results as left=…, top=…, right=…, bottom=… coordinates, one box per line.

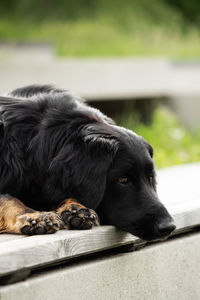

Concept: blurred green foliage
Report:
left=1, top=0, right=200, bottom=57
left=1, top=0, right=200, bottom=23
left=117, top=107, right=200, bottom=168
left=0, top=2, right=199, bottom=167
left=166, top=0, right=200, bottom=23
left=0, top=0, right=97, bottom=21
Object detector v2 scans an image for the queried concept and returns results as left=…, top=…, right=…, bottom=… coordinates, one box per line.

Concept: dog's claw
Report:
left=56, top=199, right=100, bottom=230
left=18, top=211, right=64, bottom=235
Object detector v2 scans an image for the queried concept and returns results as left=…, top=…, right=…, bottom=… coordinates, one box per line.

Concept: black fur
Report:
left=0, top=85, right=175, bottom=240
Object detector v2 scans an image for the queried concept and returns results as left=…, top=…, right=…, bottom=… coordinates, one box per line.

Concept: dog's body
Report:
left=0, top=85, right=175, bottom=240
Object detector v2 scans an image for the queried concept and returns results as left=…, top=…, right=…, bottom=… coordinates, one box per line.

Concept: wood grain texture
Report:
left=0, top=163, right=200, bottom=277
left=0, top=226, right=137, bottom=276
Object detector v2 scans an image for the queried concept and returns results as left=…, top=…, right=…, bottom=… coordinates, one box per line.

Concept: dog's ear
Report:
left=70, top=124, right=119, bottom=209
left=141, top=138, right=153, bottom=158
left=0, top=120, right=4, bottom=138
left=33, top=121, right=119, bottom=208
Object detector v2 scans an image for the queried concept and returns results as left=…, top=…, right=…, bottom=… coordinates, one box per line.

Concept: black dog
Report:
left=0, top=85, right=175, bottom=240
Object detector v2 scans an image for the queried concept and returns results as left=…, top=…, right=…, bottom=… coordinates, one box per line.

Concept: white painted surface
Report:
left=157, top=163, right=200, bottom=231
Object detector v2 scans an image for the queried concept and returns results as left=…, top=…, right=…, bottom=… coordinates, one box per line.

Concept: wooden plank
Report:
left=0, top=234, right=25, bottom=243
left=0, top=227, right=137, bottom=277
left=1, top=232, right=200, bottom=300
left=0, top=163, right=199, bottom=277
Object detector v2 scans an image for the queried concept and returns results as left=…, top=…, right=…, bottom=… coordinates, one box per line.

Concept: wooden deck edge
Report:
left=0, top=205, right=200, bottom=278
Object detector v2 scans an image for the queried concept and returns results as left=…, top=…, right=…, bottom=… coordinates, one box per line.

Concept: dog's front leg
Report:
left=0, top=194, right=63, bottom=235
left=56, top=198, right=100, bottom=230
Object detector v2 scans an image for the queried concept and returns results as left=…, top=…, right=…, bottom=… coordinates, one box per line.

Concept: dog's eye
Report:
left=149, top=176, right=153, bottom=185
left=117, top=177, right=128, bottom=184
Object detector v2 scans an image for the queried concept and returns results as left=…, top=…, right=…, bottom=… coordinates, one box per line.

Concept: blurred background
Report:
left=0, top=0, right=200, bottom=168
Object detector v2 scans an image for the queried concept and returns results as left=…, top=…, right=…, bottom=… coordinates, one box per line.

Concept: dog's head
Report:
left=35, top=116, right=175, bottom=241
left=95, top=125, right=176, bottom=241
left=81, top=122, right=175, bottom=241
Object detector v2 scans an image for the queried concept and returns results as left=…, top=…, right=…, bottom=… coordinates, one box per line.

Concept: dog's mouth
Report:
left=120, top=220, right=176, bottom=242
left=130, top=230, right=175, bottom=242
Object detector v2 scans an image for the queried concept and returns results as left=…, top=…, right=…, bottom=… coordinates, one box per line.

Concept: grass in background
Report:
left=117, top=106, right=200, bottom=168
left=1, top=0, right=200, bottom=58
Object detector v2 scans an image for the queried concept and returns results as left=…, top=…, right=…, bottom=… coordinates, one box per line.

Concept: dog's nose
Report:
left=157, top=221, right=176, bottom=236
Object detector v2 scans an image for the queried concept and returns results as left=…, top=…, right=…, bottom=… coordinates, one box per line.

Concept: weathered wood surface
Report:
left=0, top=227, right=138, bottom=277
left=0, top=163, right=199, bottom=278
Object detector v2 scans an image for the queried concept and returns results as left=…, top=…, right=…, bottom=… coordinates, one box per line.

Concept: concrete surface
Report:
left=168, top=96, right=200, bottom=130
left=1, top=44, right=200, bottom=129
left=0, top=45, right=170, bottom=99
left=0, top=44, right=200, bottom=100
left=0, top=232, right=200, bottom=300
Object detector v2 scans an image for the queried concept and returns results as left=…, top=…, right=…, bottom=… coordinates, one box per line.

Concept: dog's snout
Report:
left=157, top=221, right=176, bottom=236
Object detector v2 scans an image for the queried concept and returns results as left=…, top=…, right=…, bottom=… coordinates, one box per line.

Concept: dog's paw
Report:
left=17, top=211, right=63, bottom=235
left=56, top=198, right=100, bottom=230
left=62, top=207, right=100, bottom=230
